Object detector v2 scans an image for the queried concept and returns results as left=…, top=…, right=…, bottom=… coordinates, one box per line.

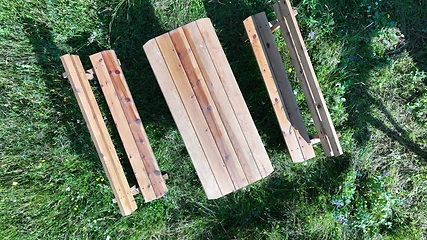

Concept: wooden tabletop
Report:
left=144, top=18, right=273, bottom=199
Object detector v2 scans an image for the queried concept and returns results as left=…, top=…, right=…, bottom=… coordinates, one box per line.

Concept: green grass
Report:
left=1, top=0, right=427, bottom=239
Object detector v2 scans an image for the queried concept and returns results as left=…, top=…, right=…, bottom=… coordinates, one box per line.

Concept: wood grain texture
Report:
left=244, top=13, right=315, bottom=162
left=101, top=51, right=168, bottom=199
left=182, top=21, right=263, bottom=183
left=90, top=50, right=167, bottom=202
left=153, top=33, right=236, bottom=196
left=61, top=54, right=136, bottom=216
left=144, top=18, right=273, bottom=198
left=143, top=39, right=223, bottom=199
left=195, top=18, right=274, bottom=177
left=169, top=27, right=248, bottom=189
left=275, top=0, right=342, bottom=156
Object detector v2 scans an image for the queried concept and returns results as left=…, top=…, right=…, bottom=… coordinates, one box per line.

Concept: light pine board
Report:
left=182, top=21, right=262, bottom=182
left=244, top=12, right=315, bottom=162
left=195, top=19, right=274, bottom=177
left=61, top=54, right=136, bottom=216
left=274, top=0, right=342, bottom=156
left=90, top=50, right=167, bottom=202
left=144, top=38, right=224, bottom=199
left=144, top=18, right=273, bottom=199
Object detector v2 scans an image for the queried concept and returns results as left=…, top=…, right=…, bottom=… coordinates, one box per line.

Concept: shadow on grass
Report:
left=345, top=80, right=427, bottom=160
left=322, top=0, right=427, bottom=160
left=389, top=0, right=427, bottom=72
left=67, top=0, right=176, bottom=137
left=22, top=0, right=171, bottom=186
left=22, top=18, right=87, bottom=152
left=198, top=0, right=427, bottom=236
left=202, top=0, right=292, bottom=150
left=188, top=155, right=351, bottom=239
left=148, top=1, right=354, bottom=238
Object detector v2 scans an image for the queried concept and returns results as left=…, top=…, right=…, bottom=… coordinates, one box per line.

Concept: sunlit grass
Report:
left=1, top=0, right=427, bottom=239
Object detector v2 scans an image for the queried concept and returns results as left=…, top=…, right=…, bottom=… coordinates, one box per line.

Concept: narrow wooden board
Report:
left=244, top=13, right=315, bottom=162
left=254, top=13, right=315, bottom=161
left=100, top=50, right=168, bottom=199
left=182, top=21, right=263, bottom=183
left=169, top=27, right=249, bottom=189
left=143, top=39, right=223, bottom=199
left=275, top=0, right=343, bottom=156
left=60, top=54, right=136, bottom=216
left=273, top=2, right=331, bottom=155
left=244, top=14, right=308, bottom=162
left=90, top=51, right=166, bottom=202
left=90, top=52, right=155, bottom=201
left=195, top=18, right=274, bottom=177
left=148, top=33, right=237, bottom=196
left=252, top=13, right=314, bottom=154
left=269, top=19, right=280, bottom=32
left=155, top=33, right=236, bottom=194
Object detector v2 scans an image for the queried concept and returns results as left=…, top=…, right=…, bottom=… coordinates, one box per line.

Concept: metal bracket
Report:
left=62, top=68, right=95, bottom=80
left=112, top=174, right=169, bottom=203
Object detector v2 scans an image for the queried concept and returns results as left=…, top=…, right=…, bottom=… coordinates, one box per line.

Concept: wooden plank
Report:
left=195, top=18, right=274, bottom=177
left=254, top=13, right=315, bottom=161
left=90, top=52, right=155, bottom=201
left=99, top=50, right=168, bottom=199
left=90, top=51, right=160, bottom=202
left=273, top=2, right=331, bottom=155
left=182, top=21, right=263, bottom=183
left=60, top=54, right=136, bottom=216
left=275, top=0, right=343, bottom=156
left=243, top=14, right=302, bottom=162
left=155, top=33, right=237, bottom=194
left=143, top=39, right=222, bottom=199
left=144, top=35, right=234, bottom=198
left=169, top=27, right=248, bottom=189
left=244, top=13, right=315, bottom=162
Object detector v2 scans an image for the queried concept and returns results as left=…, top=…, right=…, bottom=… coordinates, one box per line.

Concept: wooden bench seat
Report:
left=243, top=0, right=342, bottom=162
left=143, top=18, right=274, bottom=199
left=60, top=50, right=167, bottom=216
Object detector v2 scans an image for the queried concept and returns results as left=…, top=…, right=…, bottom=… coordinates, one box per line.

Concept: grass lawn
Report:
left=1, top=0, right=427, bottom=239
